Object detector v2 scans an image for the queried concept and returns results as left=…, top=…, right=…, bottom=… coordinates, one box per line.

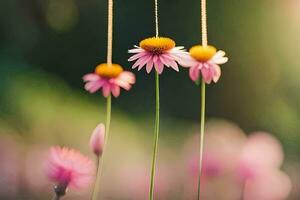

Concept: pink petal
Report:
left=83, top=73, right=100, bottom=82
left=102, top=83, right=111, bottom=97
left=212, top=65, right=221, bottom=83
left=154, top=60, right=164, bottom=74
left=189, top=65, right=200, bottom=81
left=84, top=80, right=104, bottom=93
left=138, top=56, right=152, bottom=71
left=132, top=56, right=147, bottom=69
left=119, top=71, right=136, bottom=84
left=167, top=59, right=179, bottom=72
left=201, top=67, right=213, bottom=84
left=158, top=55, right=171, bottom=67
left=128, top=52, right=148, bottom=61
left=146, top=59, right=154, bottom=73
left=114, top=72, right=135, bottom=90
left=111, top=84, right=120, bottom=97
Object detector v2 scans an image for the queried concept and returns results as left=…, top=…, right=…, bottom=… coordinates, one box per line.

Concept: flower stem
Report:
left=91, top=95, right=112, bottom=200
left=149, top=72, right=160, bottom=200
left=52, top=184, right=66, bottom=200
left=197, top=79, right=206, bottom=200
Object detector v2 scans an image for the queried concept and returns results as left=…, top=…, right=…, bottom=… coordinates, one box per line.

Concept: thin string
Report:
left=201, top=0, right=208, bottom=46
left=107, top=0, right=113, bottom=65
left=155, top=0, right=159, bottom=37
left=197, top=0, right=208, bottom=199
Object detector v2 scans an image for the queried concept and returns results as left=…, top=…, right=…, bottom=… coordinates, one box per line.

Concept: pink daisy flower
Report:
left=83, top=63, right=136, bottom=98
left=128, top=37, right=190, bottom=74
left=183, top=45, right=228, bottom=84
left=46, top=146, right=95, bottom=190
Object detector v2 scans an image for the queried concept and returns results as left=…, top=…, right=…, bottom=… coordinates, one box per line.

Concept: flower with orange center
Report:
left=128, top=37, right=189, bottom=74
left=182, top=45, right=228, bottom=84
left=83, top=63, right=135, bottom=97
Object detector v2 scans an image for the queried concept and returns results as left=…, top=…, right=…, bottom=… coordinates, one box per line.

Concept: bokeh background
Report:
left=0, top=0, right=300, bottom=199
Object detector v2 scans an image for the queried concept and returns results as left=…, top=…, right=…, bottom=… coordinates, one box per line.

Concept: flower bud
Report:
left=90, top=124, right=105, bottom=156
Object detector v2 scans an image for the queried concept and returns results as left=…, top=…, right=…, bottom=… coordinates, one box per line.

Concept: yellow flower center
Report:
left=140, top=37, right=176, bottom=54
left=189, top=45, right=217, bottom=62
left=95, top=63, right=123, bottom=78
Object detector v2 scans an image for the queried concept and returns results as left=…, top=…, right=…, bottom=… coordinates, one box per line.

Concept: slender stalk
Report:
left=149, top=72, right=160, bottom=200
left=91, top=95, right=112, bottom=200
left=197, top=80, right=206, bottom=200
left=90, top=156, right=100, bottom=199
left=52, top=184, right=66, bottom=200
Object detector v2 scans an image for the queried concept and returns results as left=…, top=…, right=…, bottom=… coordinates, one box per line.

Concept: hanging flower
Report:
left=128, top=37, right=189, bottom=74
left=46, top=146, right=95, bottom=190
left=83, top=63, right=136, bottom=97
left=183, top=45, right=228, bottom=84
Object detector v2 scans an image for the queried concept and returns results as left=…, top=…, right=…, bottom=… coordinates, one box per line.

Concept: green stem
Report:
left=149, top=72, right=160, bottom=200
left=91, top=95, right=112, bottom=200
left=197, top=80, right=206, bottom=200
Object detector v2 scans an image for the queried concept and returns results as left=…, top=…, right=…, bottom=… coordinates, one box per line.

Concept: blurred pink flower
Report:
left=83, top=63, right=135, bottom=97
left=236, top=132, right=291, bottom=200
left=90, top=123, right=105, bottom=156
left=188, top=152, right=222, bottom=178
left=46, top=146, right=95, bottom=190
left=182, top=45, right=228, bottom=84
left=243, top=169, right=292, bottom=200
left=128, top=37, right=189, bottom=74
left=237, top=132, right=284, bottom=180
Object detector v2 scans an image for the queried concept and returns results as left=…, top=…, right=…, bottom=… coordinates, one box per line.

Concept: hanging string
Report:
left=155, top=0, right=159, bottom=37
left=107, top=0, right=113, bottom=65
left=197, top=0, right=208, bottom=199
left=201, top=0, right=207, bottom=46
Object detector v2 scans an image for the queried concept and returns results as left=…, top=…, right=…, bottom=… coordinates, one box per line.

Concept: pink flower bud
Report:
left=90, top=124, right=105, bottom=156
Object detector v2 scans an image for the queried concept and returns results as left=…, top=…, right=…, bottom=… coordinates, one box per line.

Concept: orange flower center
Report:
left=140, top=37, right=175, bottom=54
left=189, top=45, right=217, bottom=62
left=95, top=63, right=123, bottom=78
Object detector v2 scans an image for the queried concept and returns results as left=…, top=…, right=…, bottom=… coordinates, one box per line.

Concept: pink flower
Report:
left=46, top=146, right=95, bottom=190
left=237, top=133, right=291, bottom=200
left=83, top=63, right=135, bottom=97
left=183, top=45, right=228, bottom=84
left=90, top=123, right=105, bottom=156
left=243, top=169, right=292, bottom=200
left=237, top=132, right=284, bottom=180
left=128, top=37, right=190, bottom=74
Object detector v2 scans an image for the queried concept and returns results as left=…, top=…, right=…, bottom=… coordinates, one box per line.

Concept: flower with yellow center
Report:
left=189, top=45, right=217, bottom=62
left=181, top=44, right=228, bottom=84
left=128, top=37, right=189, bottom=74
left=95, top=63, right=123, bottom=79
left=83, top=63, right=135, bottom=97
left=139, top=37, right=176, bottom=54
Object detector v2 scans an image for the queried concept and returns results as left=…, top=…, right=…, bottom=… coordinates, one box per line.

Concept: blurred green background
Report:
left=0, top=0, right=300, bottom=199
